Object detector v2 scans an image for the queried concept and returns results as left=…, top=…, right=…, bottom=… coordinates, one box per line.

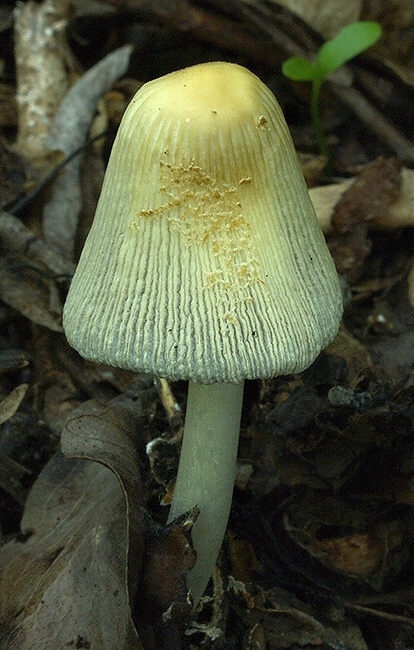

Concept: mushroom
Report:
left=63, top=61, right=342, bottom=607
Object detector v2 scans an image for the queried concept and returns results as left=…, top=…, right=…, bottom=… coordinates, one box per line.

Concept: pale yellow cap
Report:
left=63, top=61, right=342, bottom=383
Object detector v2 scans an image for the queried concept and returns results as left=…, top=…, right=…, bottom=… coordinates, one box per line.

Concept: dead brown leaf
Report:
left=0, top=398, right=145, bottom=649
left=285, top=506, right=404, bottom=581
left=31, top=329, right=79, bottom=435
left=0, top=257, right=63, bottom=333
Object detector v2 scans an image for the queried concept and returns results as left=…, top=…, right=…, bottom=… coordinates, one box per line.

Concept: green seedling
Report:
left=282, top=21, right=382, bottom=157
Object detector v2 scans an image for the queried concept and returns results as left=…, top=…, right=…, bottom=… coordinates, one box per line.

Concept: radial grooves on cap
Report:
left=63, top=62, right=342, bottom=383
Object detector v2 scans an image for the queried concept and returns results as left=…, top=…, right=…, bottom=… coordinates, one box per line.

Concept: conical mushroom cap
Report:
left=63, top=62, right=342, bottom=383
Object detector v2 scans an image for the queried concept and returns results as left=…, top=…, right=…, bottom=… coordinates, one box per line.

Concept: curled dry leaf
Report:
left=280, top=481, right=412, bottom=590
left=0, top=350, right=29, bottom=375
left=0, top=398, right=145, bottom=650
left=284, top=502, right=405, bottom=585
left=61, top=397, right=145, bottom=596
left=43, top=45, right=133, bottom=257
left=61, top=397, right=143, bottom=501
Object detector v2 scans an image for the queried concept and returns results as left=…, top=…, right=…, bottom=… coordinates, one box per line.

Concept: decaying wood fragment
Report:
left=0, top=83, right=18, bottom=127
left=155, top=377, right=183, bottom=429
left=14, top=0, right=74, bottom=164
left=331, top=157, right=402, bottom=233
left=321, top=158, right=402, bottom=280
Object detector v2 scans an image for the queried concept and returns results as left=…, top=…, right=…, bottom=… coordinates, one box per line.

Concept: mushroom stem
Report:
left=167, top=380, right=245, bottom=607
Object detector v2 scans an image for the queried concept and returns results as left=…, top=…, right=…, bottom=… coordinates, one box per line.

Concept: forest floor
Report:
left=1, top=1, right=414, bottom=649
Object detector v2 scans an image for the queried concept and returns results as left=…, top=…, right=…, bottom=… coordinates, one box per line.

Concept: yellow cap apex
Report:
left=135, top=61, right=261, bottom=128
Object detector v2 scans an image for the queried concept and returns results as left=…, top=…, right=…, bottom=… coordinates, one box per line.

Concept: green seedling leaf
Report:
left=282, top=56, right=316, bottom=82
left=316, top=21, right=382, bottom=79
left=281, top=20, right=382, bottom=160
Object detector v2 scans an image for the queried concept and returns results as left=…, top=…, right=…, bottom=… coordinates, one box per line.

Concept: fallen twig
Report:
left=100, top=0, right=281, bottom=67
left=332, top=85, right=414, bottom=162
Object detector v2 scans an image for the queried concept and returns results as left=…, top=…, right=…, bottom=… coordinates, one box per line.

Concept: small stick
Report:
left=154, top=377, right=183, bottom=429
